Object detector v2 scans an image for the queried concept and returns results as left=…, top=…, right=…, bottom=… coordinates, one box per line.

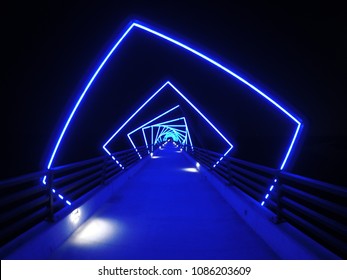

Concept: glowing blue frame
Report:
left=44, top=20, right=302, bottom=207
left=127, top=114, right=183, bottom=140
left=147, top=123, right=191, bottom=145
left=104, top=81, right=232, bottom=167
left=152, top=126, right=181, bottom=143
left=129, top=115, right=192, bottom=157
left=162, top=129, right=186, bottom=143
left=124, top=105, right=182, bottom=159
left=147, top=126, right=183, bottom=143
left=139, top=118, right=193, bottom=150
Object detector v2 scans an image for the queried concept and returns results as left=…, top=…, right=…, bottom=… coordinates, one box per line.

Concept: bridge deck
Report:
left=50, top=143, right=278, bottom=259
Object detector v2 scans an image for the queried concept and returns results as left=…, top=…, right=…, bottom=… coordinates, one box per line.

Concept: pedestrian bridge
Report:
left=0, top=142, right=345, bottom=260
left=1, top=20, right=346, bottom=260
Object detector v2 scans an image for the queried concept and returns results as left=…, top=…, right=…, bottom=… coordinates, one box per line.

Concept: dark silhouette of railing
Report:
left=185, top=145, right=347, bottom=259
left=0, top=146, right=149, bottom=248
left=1, top=144, right=346, bottom=259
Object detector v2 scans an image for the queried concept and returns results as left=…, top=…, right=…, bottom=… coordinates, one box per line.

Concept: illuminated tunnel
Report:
left=3, top=20, right=347, bottom=261
left=43, top=20, right=303, bottom=206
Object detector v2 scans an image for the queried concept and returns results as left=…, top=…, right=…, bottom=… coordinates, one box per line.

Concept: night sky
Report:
left=2, top=1, right=346, bottom=186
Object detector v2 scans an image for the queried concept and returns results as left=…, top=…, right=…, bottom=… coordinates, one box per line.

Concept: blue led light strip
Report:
left=103, top=91, right=179, bottom=155
left=128, top=116, right=193, bottom=157
left=131, top=22, right=302, bottom=203
left=103, top=77, right=229, bottom=167
left=124, top=106, right=182, bottom=159
left=127, top=114, right=183, bottom=136
left=114, top=82, right=232, bottom=167
left=183, top=117, right=193, bottom=150
left=50, top=188, right=71, bottom=206
left=164, top=82, right=233, bottom=166
left=151, top=126, right=154, bottom=152
left=142, top=128, right=149, bottom=151
left=44, top=20, right=302, bottom=207
left=155, top=126, right=187, bottom=142
left=140, top=120, right=191, bottom=147
left=154, top=125, right=161, bottom=144
left=46, top=23, right=136, bottom=173
left=145, top=124, right=189, bottom=146
left=158, top=129, right=181, bottom=142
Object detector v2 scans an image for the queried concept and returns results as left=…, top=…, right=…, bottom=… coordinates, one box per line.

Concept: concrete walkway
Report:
left=50, top=143, right=279, bottom=259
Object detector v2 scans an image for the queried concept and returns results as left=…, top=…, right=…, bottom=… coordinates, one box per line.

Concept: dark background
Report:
left=1, top=1, right=346, bottom=185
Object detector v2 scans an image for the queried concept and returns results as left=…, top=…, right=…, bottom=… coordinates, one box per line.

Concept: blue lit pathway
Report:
left=50, top=143, right=278, bottom=259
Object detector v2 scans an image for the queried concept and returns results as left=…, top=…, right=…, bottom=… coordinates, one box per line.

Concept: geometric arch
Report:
left=44, top=20, right=303, bottom=207
left=103, top=82, right=233, bottom=168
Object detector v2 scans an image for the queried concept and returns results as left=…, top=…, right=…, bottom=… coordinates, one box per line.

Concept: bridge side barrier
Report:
left=0, top=146, right=149, bottom=252
left=185, top=145, right=347, bottom=259
left=0, top=170, right=49, bottom=249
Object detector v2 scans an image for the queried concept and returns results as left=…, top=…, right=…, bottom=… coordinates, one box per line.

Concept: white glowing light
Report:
left=70, top=208, right=81, bottom=224
left=72, top=218, right=117, bottom=244
left=182, top=167, right=199, bottom=173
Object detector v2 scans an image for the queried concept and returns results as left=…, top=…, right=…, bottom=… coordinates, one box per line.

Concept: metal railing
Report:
left=185, top=145, right=347, bottom=259
left=0, top=146, right=149, bottom=248
left=1, top=144, right=346, bottom=258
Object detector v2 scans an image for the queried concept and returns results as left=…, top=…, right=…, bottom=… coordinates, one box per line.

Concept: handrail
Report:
left=0, top=146, right=150, bottom=248
left=1, top=144, right=346, bottom=259
left=51, top=155, right=105, bottom=172
left=280, top=171, right=347, bottom=196
left=0, top=170, right=47, bottom=188
left=184, top=144, right=347, bottom=259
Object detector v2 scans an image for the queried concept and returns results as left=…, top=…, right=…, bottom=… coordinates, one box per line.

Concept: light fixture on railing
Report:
left=70, top=208, right=81, bottom=224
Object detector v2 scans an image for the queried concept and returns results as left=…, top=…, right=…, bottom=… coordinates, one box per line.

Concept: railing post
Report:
left=124, top=152, right=127, bottom=169
left=227, top=157, right=234, bottom=186
left=46, top=169, right=54, bottom=222
left=102, top=156, right=108, bottom=185
left=273, top=172, right=284, bottom=224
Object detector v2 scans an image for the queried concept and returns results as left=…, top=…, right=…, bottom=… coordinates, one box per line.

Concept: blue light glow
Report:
left=167, top=82, right=234, bottom=151
left=126, top=110, right=182, bottom=137
left=105, top=103, right=181, bottom=163
left=49, top=190, right=72, bottom=206
left=46, top=23, right=135, bottom=172
left=44, top=20, right=302, bottom=207
left=145, top=122, right=190, bottom=143
left=147, top=123, right=187, bottom=140
left=112, top=82, right=232, bottom=167
left=103, top=90, right=179, bottom=156
left=128, top=116, right=193, bottom=156
left=124, top=106, right=182, bottom=159
left=141, top=125, right=182, bottom=150
left=141, top=129, right=149, bottom=153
